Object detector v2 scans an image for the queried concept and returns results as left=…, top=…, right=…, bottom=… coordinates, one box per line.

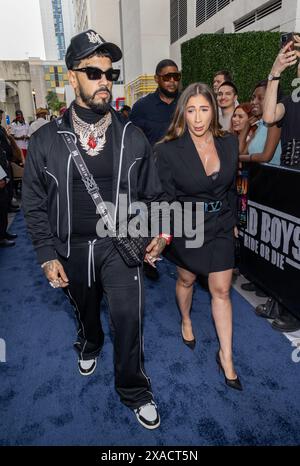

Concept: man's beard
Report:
left=158, top=86, right=179, bottom=99
left=77, top=84, right=112, bottom=114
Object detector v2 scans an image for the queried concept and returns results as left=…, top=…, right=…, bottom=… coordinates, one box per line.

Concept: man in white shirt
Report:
left=28, top=108, right=49, bottom=137
left=213, top=71, right=239, bottom=122
left=10, top=110, right=30, bottom=159
left=217, top=81, right=239, bottom=131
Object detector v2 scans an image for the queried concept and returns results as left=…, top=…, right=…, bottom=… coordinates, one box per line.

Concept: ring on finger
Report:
left=50, top=280, right=60, bottom=288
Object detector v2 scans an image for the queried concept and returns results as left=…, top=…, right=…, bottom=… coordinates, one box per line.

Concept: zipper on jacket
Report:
left=46, top=170, right=60, bottom=237
left=127, top=157, right=142, bottom=213
left=114, top=121, right=131, bottom=228
left=57, top=129, right=77, bottom=259
left=66, top=154, right=72, bottom=258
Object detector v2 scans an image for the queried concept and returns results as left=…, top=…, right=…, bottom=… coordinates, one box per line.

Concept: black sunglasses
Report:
left=73, top=67, right=120, bottom=82
left=157, top=72, right=181, bottom=82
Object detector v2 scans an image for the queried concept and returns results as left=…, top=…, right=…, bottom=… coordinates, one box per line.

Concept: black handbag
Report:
left=112, top=233, right=150, bottom=267
left=58, top=129, right=151, bottom=267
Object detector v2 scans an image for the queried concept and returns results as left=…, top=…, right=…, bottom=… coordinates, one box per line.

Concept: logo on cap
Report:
left=86, top=31, right=103, bottom=45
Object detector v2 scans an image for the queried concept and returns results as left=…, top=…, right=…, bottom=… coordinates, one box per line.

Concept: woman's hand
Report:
left=248, top=115, right=259, bottom=127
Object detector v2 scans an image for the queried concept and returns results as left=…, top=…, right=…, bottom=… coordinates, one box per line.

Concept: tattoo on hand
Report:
left=45, top=260, right=57, bottom=272
left=157, top=237, right=166, bottom=252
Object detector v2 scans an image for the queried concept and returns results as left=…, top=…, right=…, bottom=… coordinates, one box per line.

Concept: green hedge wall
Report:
left=181, top=32, right=298, bottom=102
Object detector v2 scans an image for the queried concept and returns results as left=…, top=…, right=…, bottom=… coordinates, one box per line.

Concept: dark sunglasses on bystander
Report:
left=157, top=72, right=181, bottom=82
left=73, top=66, right=120, bottom=82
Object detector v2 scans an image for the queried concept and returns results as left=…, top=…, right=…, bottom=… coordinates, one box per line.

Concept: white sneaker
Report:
left=78, top=358, right=97, bottom=376
left=134, top=401, right=160, bottom=429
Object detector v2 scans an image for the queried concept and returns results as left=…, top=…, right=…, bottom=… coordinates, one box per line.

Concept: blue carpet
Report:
left=0, top=212, right=300, bottom=446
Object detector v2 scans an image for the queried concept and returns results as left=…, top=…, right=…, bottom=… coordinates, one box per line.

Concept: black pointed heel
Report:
left=181, top=325, right=196, bottom=350
left=216, top=351, right=243, bottom=391
left=182, top=335, right=196, bottom=350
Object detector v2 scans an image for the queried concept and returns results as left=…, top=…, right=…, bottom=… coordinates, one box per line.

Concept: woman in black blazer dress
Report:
left=155, top=82, right=242, bottom=390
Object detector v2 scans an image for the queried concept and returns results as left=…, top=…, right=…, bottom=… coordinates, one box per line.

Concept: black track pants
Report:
left=60, top=237, right=153, bottom=409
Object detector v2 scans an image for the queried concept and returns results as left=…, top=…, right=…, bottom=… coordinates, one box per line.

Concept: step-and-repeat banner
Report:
left=239, top=163, right=300, bottom=317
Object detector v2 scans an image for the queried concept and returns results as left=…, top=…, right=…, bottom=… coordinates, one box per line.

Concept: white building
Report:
left=29, top=57, right=70, bottom=108
left=72, top=0, right=125, bottom=108
left=0, top=60, right=34, bottom=122
left=70, top=0, right=300, bottom=106
left=39, top=0, right=75, bottom=61
left=0, top=57, right=71, bottom=122
left=73, top=0, right=88, bottom=32
left=39, top=0, right=57, bottom=60
left=62, top=0, right=76, bottom=49
left=119, top=0, right=170, bottom=105
left=170, top=0, right=300, bottom=67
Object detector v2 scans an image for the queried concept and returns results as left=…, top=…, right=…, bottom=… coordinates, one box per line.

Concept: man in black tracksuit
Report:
left=22, top=30, right=171, bottom=430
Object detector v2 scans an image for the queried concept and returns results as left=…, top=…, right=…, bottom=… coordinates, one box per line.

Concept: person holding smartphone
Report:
left=256, top=35, right=300, bottom=332
left=280, top=33, right=295, bottom=52
left=263, top=35, right=300, bottom=169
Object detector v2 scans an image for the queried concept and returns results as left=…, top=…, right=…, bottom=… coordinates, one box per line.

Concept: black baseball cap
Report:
left=65, top=29, right=122, bottom=69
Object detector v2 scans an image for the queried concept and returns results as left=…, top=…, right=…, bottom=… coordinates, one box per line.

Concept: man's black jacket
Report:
left=0, top=126, right=13, bottom=162
left=22, top=103, right=167, bottom=265
left=0, top=127, right=10, bottom=181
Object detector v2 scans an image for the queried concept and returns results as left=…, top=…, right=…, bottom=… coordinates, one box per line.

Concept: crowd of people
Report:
left=1, top=28, right=300, bottom=430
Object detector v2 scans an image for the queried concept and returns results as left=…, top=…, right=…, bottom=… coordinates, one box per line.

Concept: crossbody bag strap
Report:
left=58, top=128, right=115, bottom=233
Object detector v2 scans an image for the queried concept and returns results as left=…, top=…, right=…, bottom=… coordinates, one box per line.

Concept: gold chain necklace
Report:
left=72, top=107, right=112, bottom=156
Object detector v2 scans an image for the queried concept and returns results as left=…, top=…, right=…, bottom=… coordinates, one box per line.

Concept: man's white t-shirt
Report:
left=11, top=121, right=30, bottom=150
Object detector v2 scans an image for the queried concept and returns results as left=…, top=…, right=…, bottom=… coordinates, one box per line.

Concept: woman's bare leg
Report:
left=208, top=269, right=237, bottom=379
left=176, top=266, right=197, bottom=340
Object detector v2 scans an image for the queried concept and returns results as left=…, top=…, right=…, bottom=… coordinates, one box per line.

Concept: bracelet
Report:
left=41, top=260, right=54, bottom=269
left=159, top=233, right=173, bottom=245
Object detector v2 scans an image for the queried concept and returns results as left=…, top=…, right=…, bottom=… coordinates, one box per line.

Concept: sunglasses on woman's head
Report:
left=73, top=67, right=120, bottom=82
left=157, top=72, right=181, bottom=82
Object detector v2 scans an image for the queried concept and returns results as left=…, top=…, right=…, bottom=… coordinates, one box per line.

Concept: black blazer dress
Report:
left=155, top=130, right=239, bottom=276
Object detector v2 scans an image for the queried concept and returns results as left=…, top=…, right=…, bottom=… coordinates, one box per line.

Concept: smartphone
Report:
left=280, top=32, right=294, bottom=50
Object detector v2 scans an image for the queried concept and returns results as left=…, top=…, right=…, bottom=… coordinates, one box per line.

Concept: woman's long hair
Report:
left=159, top=82, right=225, bottom=143
left=235, top=102, right=252, bottom=117
left=231, top=102, right=257, bottom=137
